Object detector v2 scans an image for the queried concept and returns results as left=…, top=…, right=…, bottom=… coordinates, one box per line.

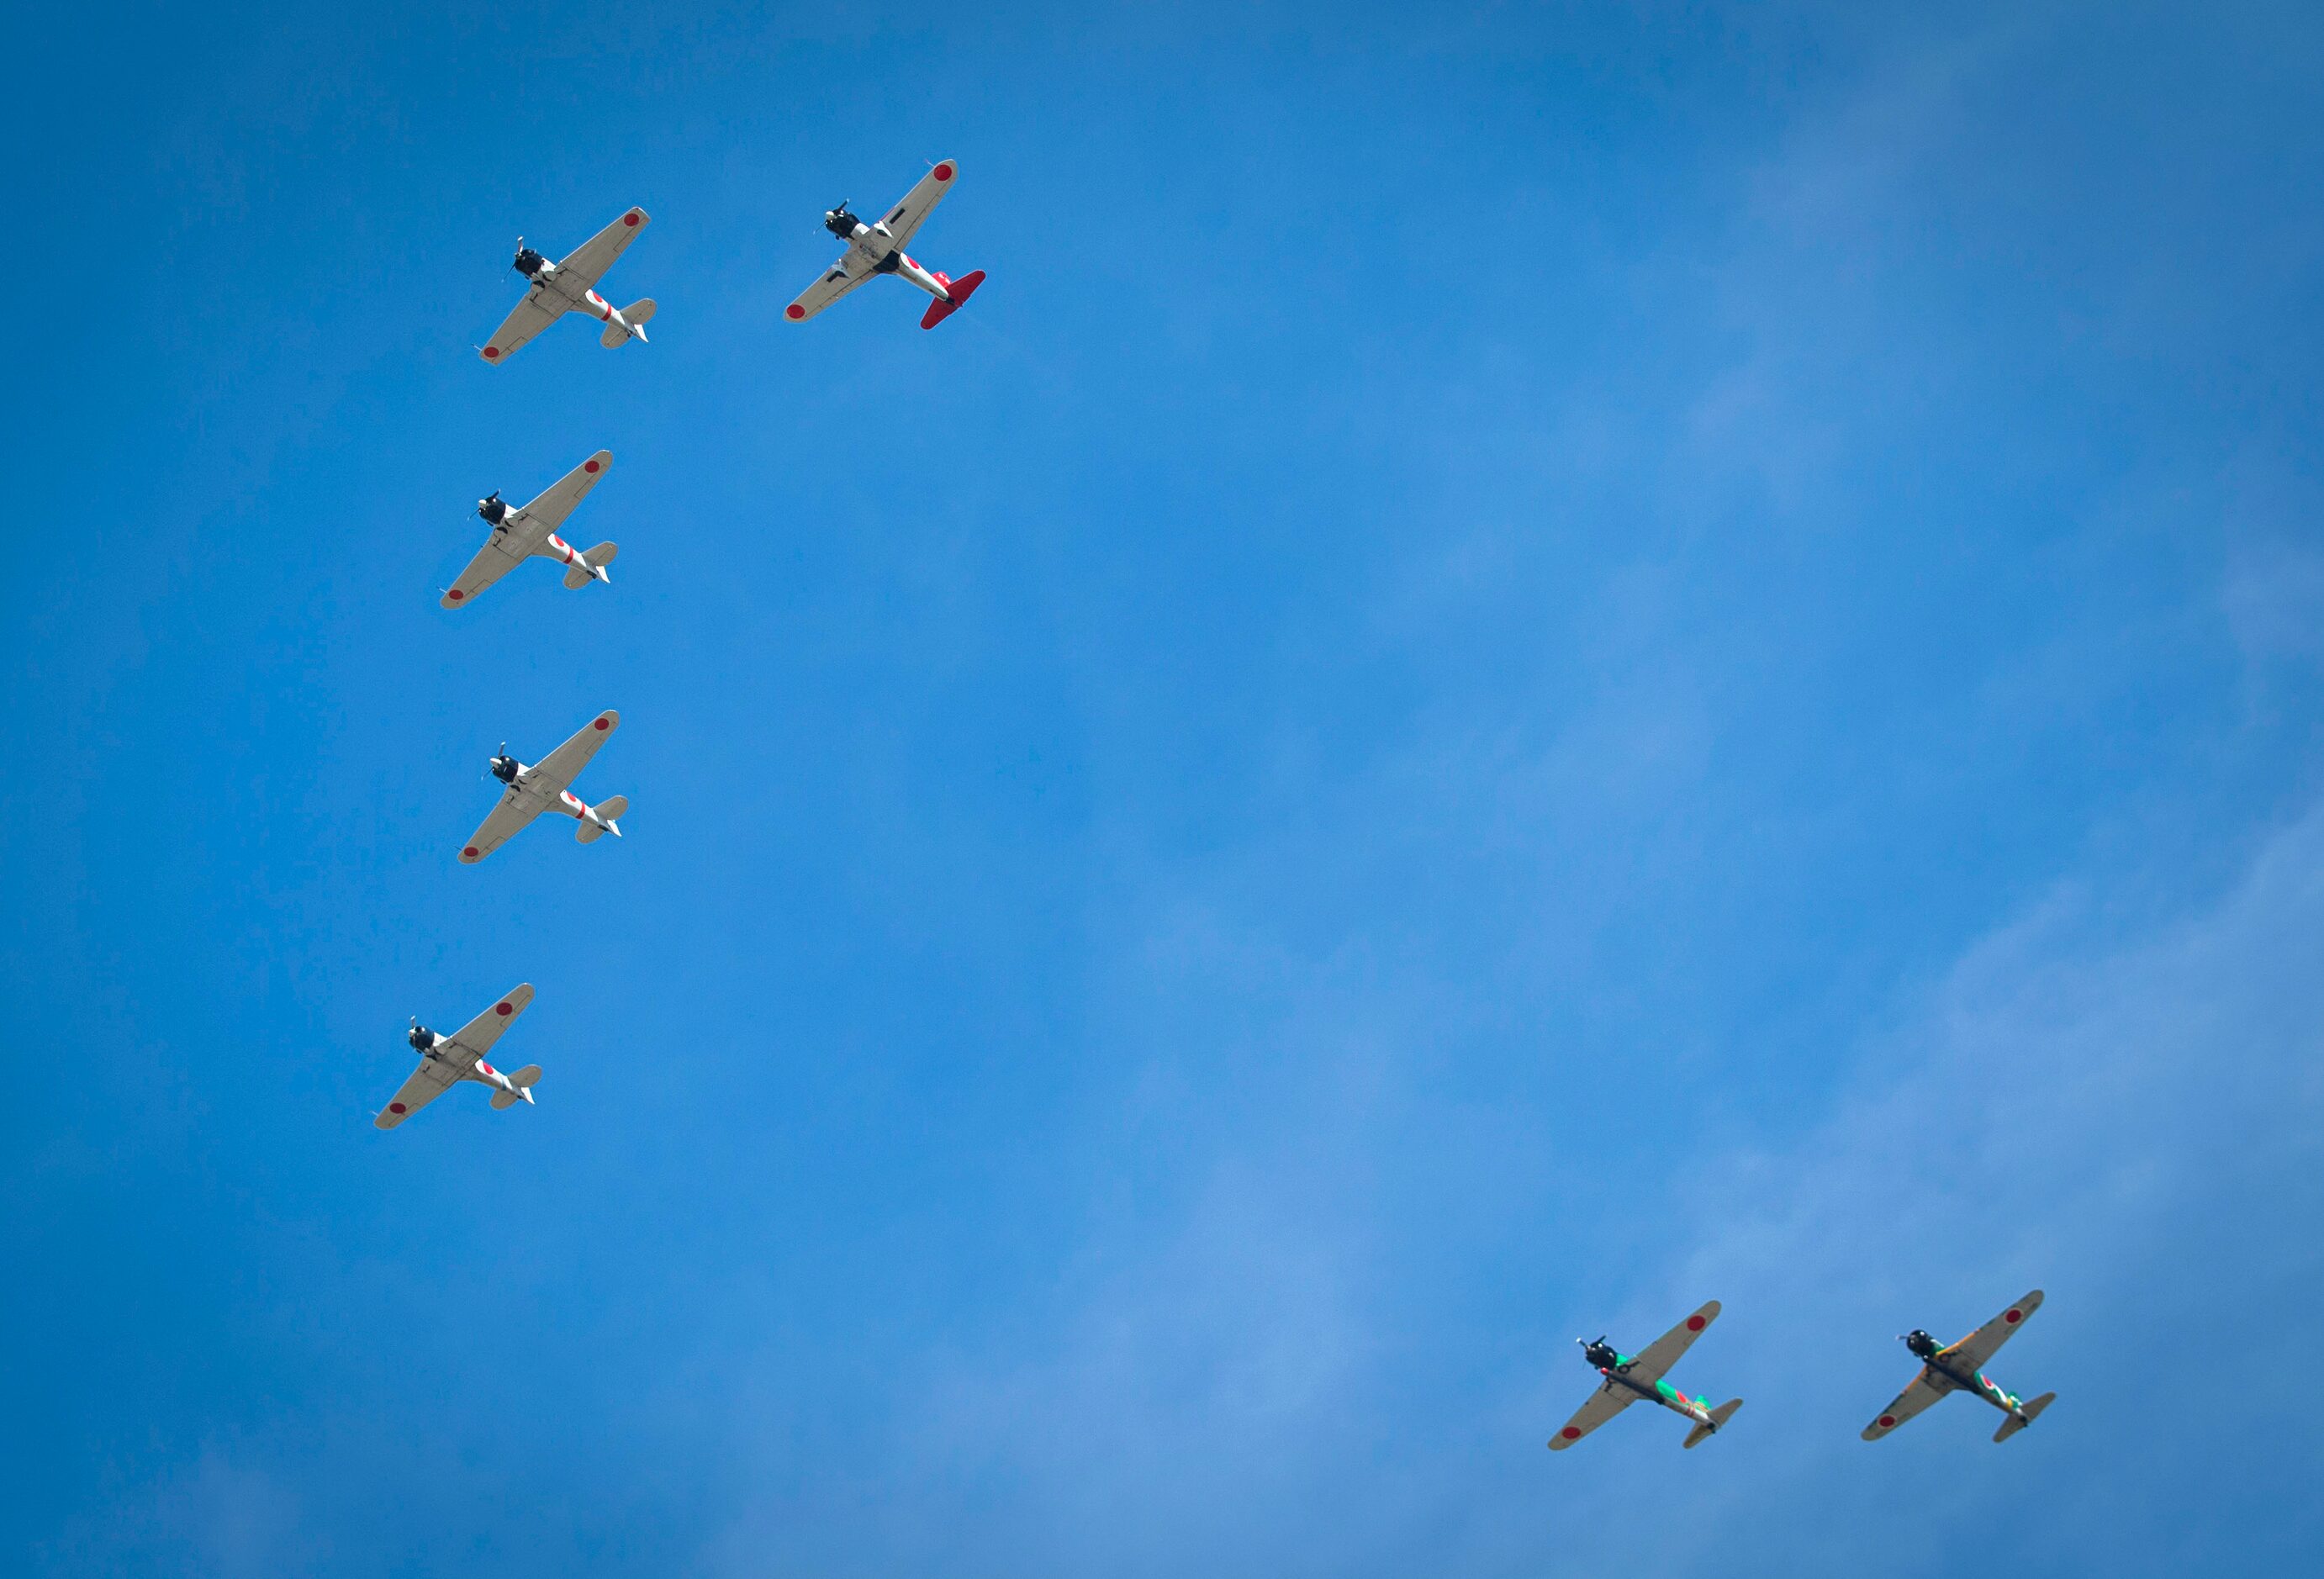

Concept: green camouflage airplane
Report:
left=1549, top=1299, right=1743, bottom=1451
left=1862, top=1289, right=2057, bottom=1444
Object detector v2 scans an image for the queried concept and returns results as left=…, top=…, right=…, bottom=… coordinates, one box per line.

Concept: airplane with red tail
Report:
left=785, top=159, right=985, bottom=330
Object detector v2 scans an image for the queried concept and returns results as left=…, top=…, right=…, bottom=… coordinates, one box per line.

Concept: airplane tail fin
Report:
left=563, top=541, right=618, bottom=589
left=1994, top=1392, right=2055, bottom=1443
left=602, top=298, right=655, bottom=346
left=577, top=797, right=626, bottom=843
left=1683, top=1399, right=1743, bottom=1450
left=919, top=269, right=985, bottom=330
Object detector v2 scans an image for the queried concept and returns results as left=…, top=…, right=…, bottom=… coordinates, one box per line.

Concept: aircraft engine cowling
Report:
left=512, top=244, right=547, bottom=277
left=408, top=1023, right=435, bottom=1052
left=477, top=494, right=509, bottom=526
left=490, top=755, right=519, bottom=785
left=1904, top=1330, right=1941, bottom=1361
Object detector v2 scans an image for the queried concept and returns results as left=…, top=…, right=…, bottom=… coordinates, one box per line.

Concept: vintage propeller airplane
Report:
left=441, top=450, right=617, bottom=609
left=374, top=985, right=541, bottom=1130
left=1550, top=1300, right=1743, bottom=1450
left=1862, top=1290, right=2056, bottom=1443
left=459, top=710, right=627, bottom=863
left=784, top=159, right=985, bottom=329
left=479, top=207, right=655, bottom=362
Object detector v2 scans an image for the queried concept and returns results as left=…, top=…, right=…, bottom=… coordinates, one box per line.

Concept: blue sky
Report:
left=7, top=2, right=2324, bottom=1574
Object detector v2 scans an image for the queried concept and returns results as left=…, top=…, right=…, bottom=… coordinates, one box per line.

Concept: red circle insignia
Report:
left=496, top=1001, right=514, bottom=1016
left=1878, top=1415, right=1896, bottom=1428
left=933, top=161, right=954, bottom=181
left=786, top=304, right=805, bottom=319
left=1560, top=1426, right=1581, bottom=1439
left=1687, top=1315, right=1706, bottom=1331
left=595, top=717, right=610, bottom=729
left=462, top=847, right=478, bottom=858
left=388, top=1102, right=406, bottom=1113
left=625, top=212, right=641, bottom=225
left=483, top=346, right=499, bottom=359
left=584, top=459, right=600, bottom=473
left=2005, top=1309, right=2021, bottom=1323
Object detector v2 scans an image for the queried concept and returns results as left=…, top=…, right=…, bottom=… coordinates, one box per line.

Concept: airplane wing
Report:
left=1625, top=1300, right=1722, bottom=1385
left=458, top=792, right=546, bottom=864
left=517, top=450, right=614, bottom=534
left=481, top=291, right=564, bottom=363
left=441, top=530, right=529, bottom=608
left=1861, top=1372, right=1955, bottom=1440
left=527, top=710, right=621, bottom=795
left=1549, top=1384, right=1635, bottom=1450
left=784, top=256, right=879, bottom=322
left=555, top=207, right=652, bottom=292
left=374, top=1058, right=461, bottom=1129
left=443, top=984, right=535, bottom=1063
left=878, top=158, right=959, bottom=251
left=1943, top=1290, right=2044, bottom=1373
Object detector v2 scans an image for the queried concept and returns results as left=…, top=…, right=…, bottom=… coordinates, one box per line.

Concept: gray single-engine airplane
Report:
left=1862, top=1289, right=2056, bottom=1443
left=375, top=985, right=541, bottom=1130
left=1550, top=1299, right=1743, bottom=1450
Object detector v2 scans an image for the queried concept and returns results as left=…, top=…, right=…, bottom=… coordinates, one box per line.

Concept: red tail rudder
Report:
left=919, top=269, right=986, bottom=330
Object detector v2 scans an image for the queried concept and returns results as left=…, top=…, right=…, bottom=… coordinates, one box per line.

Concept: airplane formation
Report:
left=388, top=159, right=2058, bottom=1460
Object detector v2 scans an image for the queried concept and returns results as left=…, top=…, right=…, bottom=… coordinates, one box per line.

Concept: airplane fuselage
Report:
left=833, top=216, right=955, bottom=303
left=1919, top=1354, right=2026, bottom=1418
left=1594, top=1355, right=1717, bottom=1428
left=489, top=760, right=621, bottom=836
left=415, top=1030, right=534, bottom=1104
left=476, top=498, right=605, bottom=584
left=511, top=254, right=645, bottom=341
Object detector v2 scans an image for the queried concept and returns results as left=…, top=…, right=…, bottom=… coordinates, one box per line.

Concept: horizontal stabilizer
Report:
left=491, top=1087, right=522, bottom=1109
left=563, top=541, right=618, bottom=589
left=919, top=268, right=985, bottom=330
left=510, top=1064, right=541, bottom=1090
left=601, top=298, right=655, bottom=347
left=1683, top=1398, right=1743, bottom=1450
left=1994, top=1392, right=2055, bottom=1442
left=595, top=795, right=628, bottom=833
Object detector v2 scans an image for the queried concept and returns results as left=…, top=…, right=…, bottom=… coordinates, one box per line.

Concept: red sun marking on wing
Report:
left=1560, top=1426, right=1581, bottom=1439
left=1687, top=1314, right=1707, bottom=1331
left=786, top=304, right=805, bottom=319
left=462, top=847, right=478, bottom=859
left=388, top=1101, right=407, bottom=1114
left=1878, top=1414, right=1896, bottom=1428
left=2005, top=1309, right=2022, bottom=1323
left=495, top=1001, right=514, bottom=1017
left=933, top=161, right=954, bottom=182
left=594, top=717, right=610, bottom=730
left=447, top=589, right=465, bottom=601
left=625, top=212, right=640, bottom=226
left=584, top=458, right=601, bottom=473
left=483, top=346, right=500, bottom=359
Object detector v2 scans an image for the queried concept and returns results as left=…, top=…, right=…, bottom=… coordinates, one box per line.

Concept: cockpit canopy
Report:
left=1904, top=1329, right=1941, bottom=1360
left=512, top=244, right=547, bottom=277
left=822, top=203, right=859, bottom=240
